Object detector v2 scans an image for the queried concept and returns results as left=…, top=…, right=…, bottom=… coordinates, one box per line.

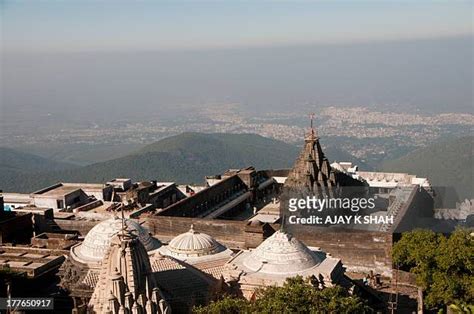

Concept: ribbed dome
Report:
left=243, top=230, right=321, bottom=275
left=78, top=217, right=160, bottom=262
left=165, top=225, right=225, bottom=258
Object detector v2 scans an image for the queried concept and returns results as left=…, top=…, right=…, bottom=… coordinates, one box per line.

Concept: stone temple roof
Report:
left=282, top=125, right=339, bottom=199
left=89, top=230, right=170, bottom=313
left=71, top=217, right=161, bottom=265
left=158, top=225, right=232, bottom=262
left=222, top=230, right=345, bottom=297
left=243, top=230, right=322, bottom=275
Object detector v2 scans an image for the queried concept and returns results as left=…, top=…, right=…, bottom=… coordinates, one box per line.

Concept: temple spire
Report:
left=89, top=227, right=170, bottom=313
left=284, top=113, right=336, bottom=197
left=306, top=113, right=318, bottom=141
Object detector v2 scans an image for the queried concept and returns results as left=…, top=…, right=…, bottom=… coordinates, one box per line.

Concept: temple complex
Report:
left=0, top=124, right=444, bottom=313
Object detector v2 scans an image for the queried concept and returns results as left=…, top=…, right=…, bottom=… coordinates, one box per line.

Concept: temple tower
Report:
left=88, top=219, right=170, bottom=314
left=284, top=114, right=337, bottom=197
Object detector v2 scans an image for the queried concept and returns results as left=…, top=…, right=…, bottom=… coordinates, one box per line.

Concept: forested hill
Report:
left=0, top=147, right=75, bottom=173
left=0, top=133, right=297, bottom=192
left=380, top=136, right=473, bottom=203
left=59, top=132, right=302, bottom=185
left=0, top=132, right=372, bottom=193
left=0, top=147, right=77, bottom=193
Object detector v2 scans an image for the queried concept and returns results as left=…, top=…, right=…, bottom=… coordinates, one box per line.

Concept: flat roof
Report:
left=10, top=206, right=52, bottom=213
left=53, top=212, right=76, bottom=220
left=32, top=183, right=82, bottom=198
left=1, top=193, right=32, bottom=204
left=0, top=247, right=65, bottom=278
left=107, top=178, right=131, bottom=182
left=62, top=183, right=107, bottom=190
left=250, top=213, right=280, bottom=224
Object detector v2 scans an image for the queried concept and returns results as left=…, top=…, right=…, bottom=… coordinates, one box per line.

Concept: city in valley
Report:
left=2, top=104, right=473, bottom=166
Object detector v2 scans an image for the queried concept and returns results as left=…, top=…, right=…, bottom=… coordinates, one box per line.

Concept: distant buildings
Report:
left=331, top=161, right=432, bottom=194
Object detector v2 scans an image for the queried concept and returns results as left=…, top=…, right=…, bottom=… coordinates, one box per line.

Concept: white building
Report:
left=222, top=230, right=345, bottom=299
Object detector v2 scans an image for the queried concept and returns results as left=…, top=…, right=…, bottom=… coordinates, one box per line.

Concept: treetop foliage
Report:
left=392, top=228, right=473, bottom=310
left=193, top=276, right=371, bottom=314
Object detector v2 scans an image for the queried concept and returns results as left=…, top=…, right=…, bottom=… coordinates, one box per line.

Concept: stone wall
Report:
left=392, top=269, right=417, bottom=285
left=394, top=187, right=434, bottom=233
left=31, top=232, right=79, bottom=250
left=158, top=175, right=247, bottom=217
left=52, top=219, right=99, bottom=236
left=0, top=213, right=33, bottom=244
left=145, top=216, right=254, bottom=249
left=282, top=225, right=393, bottom=276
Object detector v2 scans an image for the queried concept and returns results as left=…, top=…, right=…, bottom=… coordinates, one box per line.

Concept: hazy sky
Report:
left=1, top=1, right=472, bottom=123
left=1, top=1, right=472, bottom=52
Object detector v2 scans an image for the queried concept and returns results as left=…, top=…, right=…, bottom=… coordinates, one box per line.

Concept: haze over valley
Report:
left=1, top=2, right=472, bottom=202
left=2, top=34, right=472, bottom=167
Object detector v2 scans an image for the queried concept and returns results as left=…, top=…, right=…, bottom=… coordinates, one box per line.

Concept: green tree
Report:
left=193, top=276, right=371, bottom=314
left=193, top=295, right=251, bottom=314
left=392, top=228, right=473, bottom=310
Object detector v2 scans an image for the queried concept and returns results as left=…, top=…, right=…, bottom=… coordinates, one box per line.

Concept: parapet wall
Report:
left=158, top=175, right=246, bottom=217
left=52, top=219, right=99, bottom=236
left=0, top=213, right=33, bottom=244
left=145, top=216, right=252, bottom=249
left=288, top=226, right=393, bottom=276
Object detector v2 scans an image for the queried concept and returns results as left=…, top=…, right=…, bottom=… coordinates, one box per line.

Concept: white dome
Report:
left=243, top=230, right=321, bottom=275
left=77, top=217, right=160, bottom=263
left=162, top=225, right=226, bottom=259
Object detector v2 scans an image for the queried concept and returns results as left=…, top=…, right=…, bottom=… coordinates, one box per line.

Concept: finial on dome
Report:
left=189, top=224, right=196, bottom=234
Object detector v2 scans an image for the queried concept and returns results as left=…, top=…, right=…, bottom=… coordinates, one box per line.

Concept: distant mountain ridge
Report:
left=63, top=132, right=302, bottom=184
left=0, top=133, right=300, bottom=192
left=0, top=147, right=75, bottom=173
left=0, top=132, right=390, bottom=193
left=380, top=136, right=473, bottom=203
left=0, top=147, right=76, bottom=193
